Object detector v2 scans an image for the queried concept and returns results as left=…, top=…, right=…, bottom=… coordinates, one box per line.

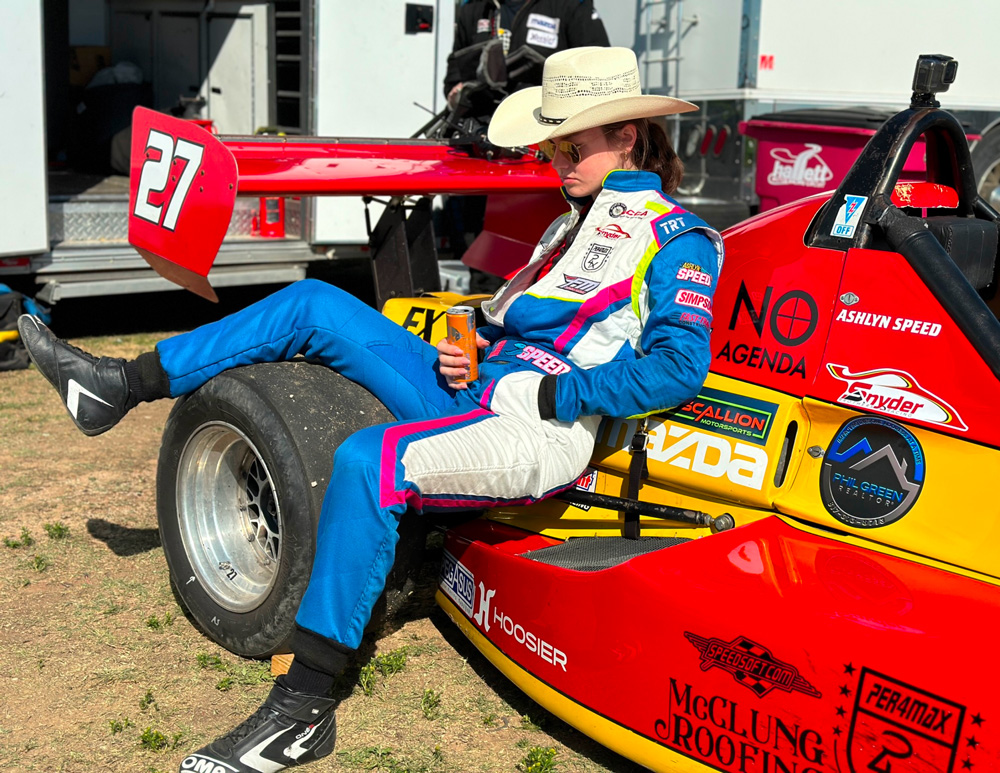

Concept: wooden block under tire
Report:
left=271, top=653, right=294, bottom=676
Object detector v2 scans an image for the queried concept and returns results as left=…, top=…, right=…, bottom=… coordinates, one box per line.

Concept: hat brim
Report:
left=487, top=87, right=698, bottom=148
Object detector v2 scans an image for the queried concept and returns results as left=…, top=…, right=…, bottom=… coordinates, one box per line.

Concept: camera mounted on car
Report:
left=911, top=54, right=958, bottom=109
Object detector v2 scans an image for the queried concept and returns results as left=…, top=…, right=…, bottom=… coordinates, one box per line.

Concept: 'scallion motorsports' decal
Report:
left=827, top=364, right=967, bottom=431
left=820, top=416, right=925, bottom=529
left=684, top=633, right=821, bottom=699
left=836, top=666, right=977, bottom=773
left=666, top=387, right=778, bottom=446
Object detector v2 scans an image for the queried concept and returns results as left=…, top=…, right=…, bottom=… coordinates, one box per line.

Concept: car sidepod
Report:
left=437, top=517, right=1000, bottom=773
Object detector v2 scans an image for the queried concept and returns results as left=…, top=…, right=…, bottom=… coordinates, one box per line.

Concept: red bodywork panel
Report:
left=711, top=192, right=1000, bottom=444
left=442, top=518, right=1000, bottom=773
left=814, top=246, right=1000, bottom=444
left=709, top=196, right=844, bottom=393
left=461, top=192, right=571, bottom=278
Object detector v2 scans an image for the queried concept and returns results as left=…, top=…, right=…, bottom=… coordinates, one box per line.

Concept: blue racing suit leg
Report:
left=294, top=373, right=600, bottom=656
left=155, top=278, right=453, bottom=420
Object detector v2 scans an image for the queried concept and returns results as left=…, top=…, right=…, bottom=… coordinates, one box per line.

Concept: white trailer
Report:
left=599, top=0, right=1000, bottom=215
left=0, top=0, right=454, bottom=303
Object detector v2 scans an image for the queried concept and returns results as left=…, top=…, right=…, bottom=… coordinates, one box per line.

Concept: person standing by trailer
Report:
left=18, top=47, right=722, bottom=773
left=444, top=0, right=610, bottom=109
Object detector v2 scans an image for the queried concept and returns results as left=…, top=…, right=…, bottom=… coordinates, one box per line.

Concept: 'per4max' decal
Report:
left=838, top=666, right=979, bottom=773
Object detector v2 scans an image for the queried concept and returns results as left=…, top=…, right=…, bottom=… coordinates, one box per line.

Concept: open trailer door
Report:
left=0, top=1, right=48, bottom=257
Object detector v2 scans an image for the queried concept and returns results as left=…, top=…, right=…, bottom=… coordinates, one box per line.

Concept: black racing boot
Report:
left=178, top=682, right=337, bottom=773
left=17, top=314, right=132, bottom=436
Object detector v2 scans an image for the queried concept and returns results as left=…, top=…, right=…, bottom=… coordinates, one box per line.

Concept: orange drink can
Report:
left=446, top=306, right=478, bottom=383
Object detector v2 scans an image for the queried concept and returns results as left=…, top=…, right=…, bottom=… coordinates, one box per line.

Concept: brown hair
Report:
left=604, top=118, right=684, bottom=195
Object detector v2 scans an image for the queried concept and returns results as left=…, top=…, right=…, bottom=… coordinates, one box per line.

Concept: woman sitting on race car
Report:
left=19, top=47, right=723, bottom=773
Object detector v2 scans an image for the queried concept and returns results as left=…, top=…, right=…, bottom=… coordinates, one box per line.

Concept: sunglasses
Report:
left=537, top=139, right=590, bottom=163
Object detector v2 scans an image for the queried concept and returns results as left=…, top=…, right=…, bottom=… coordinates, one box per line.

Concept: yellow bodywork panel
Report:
left=489, top=372, right=800, bottom=540
left=776, top=398, right=1000, bottom=580
left=381, top=293, right=491, bottom=346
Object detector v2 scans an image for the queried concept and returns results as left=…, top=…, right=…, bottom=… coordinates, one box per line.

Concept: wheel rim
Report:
left=176, top=421, right=282, bottom=613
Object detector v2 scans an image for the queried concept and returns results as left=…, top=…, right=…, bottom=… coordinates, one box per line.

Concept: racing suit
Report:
left=153, top=170, right=722, bottom=671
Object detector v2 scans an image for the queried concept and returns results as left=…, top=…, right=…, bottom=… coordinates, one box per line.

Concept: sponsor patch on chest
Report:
left=595, top=224, right=631, bottom=240
left=581, top=243, right=613, bottom=271
left=477, top=18, right=491, bottom=33
left=527, top=13, right=559, bottom=33
left=526, top=29, right=558, bottom=48
left=559, top=275, right=601, bottom=295
left=609, top=202, right=649, bottom=218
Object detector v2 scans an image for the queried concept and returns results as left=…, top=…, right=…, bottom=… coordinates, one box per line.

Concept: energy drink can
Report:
left=446, top=305, right=478, bottom=383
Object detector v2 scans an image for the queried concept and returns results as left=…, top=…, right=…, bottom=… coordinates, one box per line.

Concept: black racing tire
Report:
left=157, top=361, right=394, bottom=658
left=971, top=127, right=1000, bottom=208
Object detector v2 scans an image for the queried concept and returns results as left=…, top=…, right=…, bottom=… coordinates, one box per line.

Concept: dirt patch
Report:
left=0, top=334, right=637, bottom=773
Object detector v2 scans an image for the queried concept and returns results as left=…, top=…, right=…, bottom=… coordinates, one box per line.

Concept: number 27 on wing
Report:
left=132, top=129, right=205, bottom=231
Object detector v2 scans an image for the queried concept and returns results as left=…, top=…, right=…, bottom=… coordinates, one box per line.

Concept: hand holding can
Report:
left=445, top=306, right=478, bottom=384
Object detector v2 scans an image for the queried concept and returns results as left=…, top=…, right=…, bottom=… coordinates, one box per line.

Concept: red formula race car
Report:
left=129, top=55, right=999, bottom=772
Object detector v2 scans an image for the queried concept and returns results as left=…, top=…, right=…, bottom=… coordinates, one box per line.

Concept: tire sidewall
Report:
left=157, top=374, right=319, bottom=658
left=971, top=128, right=1000, bottom=198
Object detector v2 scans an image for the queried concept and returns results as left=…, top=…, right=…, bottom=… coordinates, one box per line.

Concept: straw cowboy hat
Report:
left=487, top=46, right=698, bottom=148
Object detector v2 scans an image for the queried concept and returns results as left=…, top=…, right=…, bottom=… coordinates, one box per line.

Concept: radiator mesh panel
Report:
left=523, top=536, right=690, bottom=572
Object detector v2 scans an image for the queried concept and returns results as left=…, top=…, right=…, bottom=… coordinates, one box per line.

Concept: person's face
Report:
left=547, top=125, right=634, bottom=198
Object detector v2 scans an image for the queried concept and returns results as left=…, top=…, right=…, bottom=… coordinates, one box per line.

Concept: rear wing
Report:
left=127, top=107, right=561, bottom=301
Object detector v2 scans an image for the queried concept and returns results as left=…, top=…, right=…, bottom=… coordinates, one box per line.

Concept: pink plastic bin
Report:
left=739, top=108, right=974, bottom=212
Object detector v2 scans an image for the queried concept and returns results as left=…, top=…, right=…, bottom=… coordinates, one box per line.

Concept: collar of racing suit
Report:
left=482, top=169, right=668, bottom=324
